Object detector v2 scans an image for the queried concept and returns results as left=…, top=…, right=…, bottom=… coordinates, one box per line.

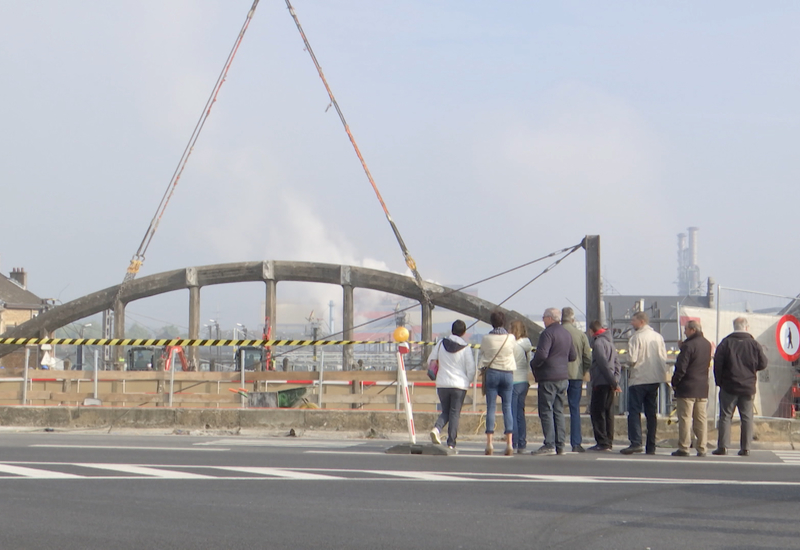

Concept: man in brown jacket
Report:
left=671, top=320, right=712, bottom=457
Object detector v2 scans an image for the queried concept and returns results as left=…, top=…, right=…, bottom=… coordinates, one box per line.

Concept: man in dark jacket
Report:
left=530, top=307, right=577, bottom=455
left=671, top=320, right=712, bottom=457
left=712, top=316, right=768, bottom=456
left=586, top=321, right=620, bottom=451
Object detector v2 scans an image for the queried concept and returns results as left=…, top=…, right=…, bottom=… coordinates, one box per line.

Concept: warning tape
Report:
left=0, top=337, right=679, bottom=355
left=0, top=337, right=437, bottom=347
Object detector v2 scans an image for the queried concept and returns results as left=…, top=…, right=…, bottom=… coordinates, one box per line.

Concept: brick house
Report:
left=0, top=269, right=51, bottom=370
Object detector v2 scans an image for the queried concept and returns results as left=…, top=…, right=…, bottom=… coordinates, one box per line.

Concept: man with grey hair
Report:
left=671, top=320, right=712, bottom=457
left=712, top=316, right=768, bottom=456
left=621, top=311, right=668, bottom=455
left=530, top=307, right=577, bottom=455
left=562, top=307, right=591, bottom=452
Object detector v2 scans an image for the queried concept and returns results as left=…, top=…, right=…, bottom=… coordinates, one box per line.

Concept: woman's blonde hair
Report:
left=509, top=320, right=527, bottom=340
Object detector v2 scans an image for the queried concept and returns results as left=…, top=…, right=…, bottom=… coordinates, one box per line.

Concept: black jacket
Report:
left=713, top=331, right=768, bottom=396
left=671, top=331, right=712, bottom=399
left=590, top=329, right=620, bottom=388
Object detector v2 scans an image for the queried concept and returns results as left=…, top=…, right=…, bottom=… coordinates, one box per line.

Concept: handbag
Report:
left=427, top=359, right=439, bottom=381
left=427, top=341, right=443, bottom=381
left=480, top=334, right=510, bottom=396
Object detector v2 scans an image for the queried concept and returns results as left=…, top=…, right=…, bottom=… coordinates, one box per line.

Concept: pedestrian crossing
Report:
left=773, top=451, right=800, bottom=464
left=1, top=461, right=800, bottom=484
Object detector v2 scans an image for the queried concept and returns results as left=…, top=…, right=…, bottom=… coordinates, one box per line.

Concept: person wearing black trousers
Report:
left=587, top=320, right=621, bottom=451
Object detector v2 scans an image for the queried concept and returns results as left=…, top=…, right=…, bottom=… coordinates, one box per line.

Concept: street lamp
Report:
left=77, top=323, right=92, bottom=370
left=236, top=323, right=248, bottom=339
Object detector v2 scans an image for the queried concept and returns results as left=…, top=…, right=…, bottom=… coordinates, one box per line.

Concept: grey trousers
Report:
left=717, top=388, right=754, bottom=451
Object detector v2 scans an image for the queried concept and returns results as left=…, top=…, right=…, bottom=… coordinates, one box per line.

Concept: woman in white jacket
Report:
left=510, top=320, right=533, bottom=453
left=429, top=320, right=476, bottom=449
left=479, top=311, right=517, bottom=456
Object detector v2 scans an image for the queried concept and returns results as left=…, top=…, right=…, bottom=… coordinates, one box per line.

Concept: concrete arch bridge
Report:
left=0, top=260, right=558, bottom=369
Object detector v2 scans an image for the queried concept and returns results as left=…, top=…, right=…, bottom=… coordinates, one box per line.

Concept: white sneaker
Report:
left=430, top=427, right=442, bottom=445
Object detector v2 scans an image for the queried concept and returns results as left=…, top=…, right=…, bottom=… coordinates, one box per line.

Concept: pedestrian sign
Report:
left=776, top=315, right=800, bottom=362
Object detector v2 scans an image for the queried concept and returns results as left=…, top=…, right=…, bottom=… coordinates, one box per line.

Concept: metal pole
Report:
left=240, top=347, right=246, bottom=407
left=169, top=348, right=176, bottom=407
left=318, top=351, right=325, bottom=408
left=93, top=350, right=99, bottom=400
left=472, top=347, right=480, bottom=412
left=22, top=347, right=30, bottom=405
left=714, top=284, right=721, bottom=427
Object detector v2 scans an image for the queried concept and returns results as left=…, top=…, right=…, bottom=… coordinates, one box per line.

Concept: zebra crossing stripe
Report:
left=76, top=463, right=213, bottom=479
left=0, top=464, right=80, bottom=479
left=215, top=467, right=342, bottom=480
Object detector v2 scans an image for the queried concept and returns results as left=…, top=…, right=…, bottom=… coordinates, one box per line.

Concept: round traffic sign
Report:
left=775, top=314, right=800, bottom=362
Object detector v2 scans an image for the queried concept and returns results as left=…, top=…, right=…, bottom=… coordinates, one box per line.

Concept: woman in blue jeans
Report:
left=480, top=311, right=518, bottom=456
left=510, top=320, right=533, bottom=453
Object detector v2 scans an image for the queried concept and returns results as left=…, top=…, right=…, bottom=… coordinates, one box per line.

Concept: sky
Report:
left=1, top=1, right=799, bottom=336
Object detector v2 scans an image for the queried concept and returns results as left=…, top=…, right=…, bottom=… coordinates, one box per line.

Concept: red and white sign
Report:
left=776, top=315, right=800, bottom=362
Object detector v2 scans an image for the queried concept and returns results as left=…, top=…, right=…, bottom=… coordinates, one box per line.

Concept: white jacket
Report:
left=627, top=324, right=669, bottom=386
left=428, top=335, right=476, bottom=390
left=513, top=337, right=533, bottom=384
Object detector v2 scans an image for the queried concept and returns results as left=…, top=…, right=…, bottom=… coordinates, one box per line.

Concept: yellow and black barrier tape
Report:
left=0, top=336, right=681, bottom=355
left=0, top=337, right=438, bottom=347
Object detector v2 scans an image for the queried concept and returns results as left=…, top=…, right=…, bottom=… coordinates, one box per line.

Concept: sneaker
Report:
left=587, top=444, right=612, bottom=452
left=430, top=427, right=441, bottom=445
left=671, top=449, right=690, bottom=457
left=485, top=446, right=493, bottom=456
left=620, top=445, right=644, bottom=455
left=696, top=452, right=707, bottom=457
left=516, top=447, right=526, bottom=454
left=556, top=447, right=565, bottom=455
left=646, top=448, right=656, bottom=455
left=712, top=447, right=727, bottom=456
left=531, top=445, right=556, bottom=456
left=572, top=445, right=586, bottom=453
left=448, top=445, right=458, bottom=455
left=738, top=449, right=750, bottom=457
left=505, top=446, right=514, bottom=456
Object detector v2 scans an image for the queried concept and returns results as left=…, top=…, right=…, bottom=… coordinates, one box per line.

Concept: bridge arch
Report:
left=0, top=261, right=543, bottom=367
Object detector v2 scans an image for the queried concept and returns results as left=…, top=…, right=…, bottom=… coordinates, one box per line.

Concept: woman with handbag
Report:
left=510, top=320, right=533, bottom=453
left=479, top=311, right=517, bottom=456
left=428, top=320, right=476, bottom=450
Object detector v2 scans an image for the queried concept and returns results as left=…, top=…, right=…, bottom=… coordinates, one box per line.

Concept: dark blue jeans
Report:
left=567, top=379, right=583, bottom=447
left=484, top=368, right=514, bottom=434
left=627, top=383, right=659, bottom=451
left=511, top=382, right=530, bottom=449
left=434, top=388, right=467, bottom=447
left=538, top=379, right=568, bottom=449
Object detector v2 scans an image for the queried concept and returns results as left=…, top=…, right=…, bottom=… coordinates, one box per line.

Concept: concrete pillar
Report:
left=188, top=286, right=200, bottom=370
left=343, top=284, right=354, bottom=371
left=113, top=299, right=126, bottom=371
left=584, top=235, right=602, bottom=326
left=421, top=301, right=432, bottom=363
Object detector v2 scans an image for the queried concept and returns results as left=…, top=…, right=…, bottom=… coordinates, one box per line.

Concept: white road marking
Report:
left=214, top=467, right=343, bottom=480
left=598, top=456, right=790, bottom=467
left=367, top=470, right=473, bottom=481
left=195, top=439, right=359, bottom=448
left=75, top=463, right=213, bottom=479
left=31, top=445, right=229, bottom=452
left=774, top=451, right=800, bottom=464
left=0, top=463, right=797, bottom=485
left=0, top=464, right=80, bottom=479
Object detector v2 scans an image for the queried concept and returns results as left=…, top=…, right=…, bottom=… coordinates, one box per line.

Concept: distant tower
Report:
left=677, top=227, right=701, bottom=296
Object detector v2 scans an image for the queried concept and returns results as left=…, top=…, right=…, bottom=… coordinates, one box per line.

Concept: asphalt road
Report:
left=0, top=432, right=798, bottom=550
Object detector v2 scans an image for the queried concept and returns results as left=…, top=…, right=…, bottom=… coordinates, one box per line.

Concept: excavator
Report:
left=126, top=346, right=190, bottom=371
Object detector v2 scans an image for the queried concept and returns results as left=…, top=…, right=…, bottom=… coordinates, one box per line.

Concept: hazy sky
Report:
left=1, top=1, right=798, bottom=335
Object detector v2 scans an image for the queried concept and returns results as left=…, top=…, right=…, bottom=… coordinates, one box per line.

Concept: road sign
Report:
left=776, top=315, right=800, bottom=362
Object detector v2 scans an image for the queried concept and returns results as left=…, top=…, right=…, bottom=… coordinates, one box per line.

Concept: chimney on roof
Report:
left=10, top=268, right=27, bottom=290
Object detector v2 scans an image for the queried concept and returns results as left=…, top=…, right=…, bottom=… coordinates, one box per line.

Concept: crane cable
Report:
left=122, top=0, right=261, bottom=285
left=285, top=0, right=433, bottom=309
